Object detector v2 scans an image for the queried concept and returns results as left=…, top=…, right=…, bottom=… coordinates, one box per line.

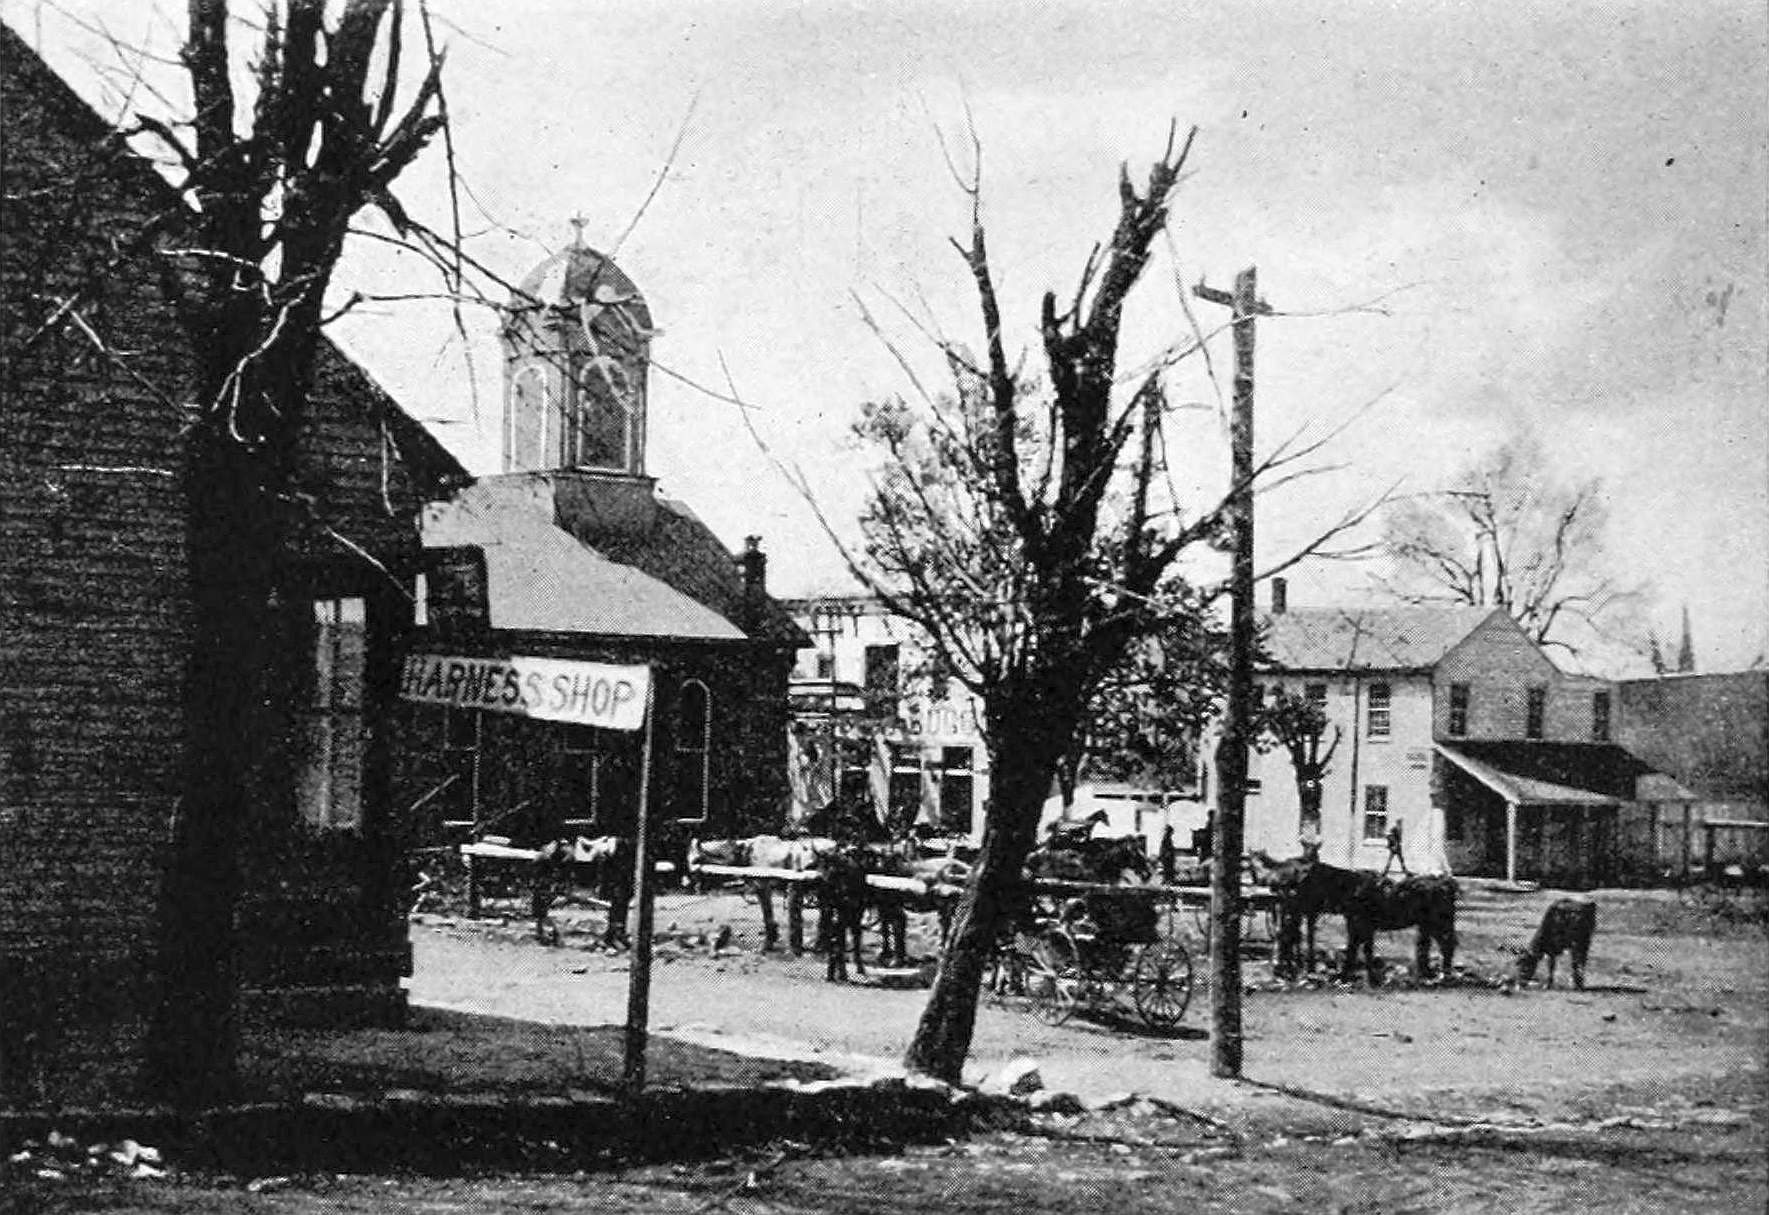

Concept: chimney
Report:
left=740, top=534, right=767, bottom=595
left=1271, top=576, right=1288, bottom=615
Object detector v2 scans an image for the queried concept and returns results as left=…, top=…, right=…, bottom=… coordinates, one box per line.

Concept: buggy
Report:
left=995, top=883, right=1194, bottom=1028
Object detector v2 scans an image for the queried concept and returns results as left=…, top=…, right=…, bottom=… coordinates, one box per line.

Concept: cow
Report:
left=1515, top=897, right=1597, bottom=990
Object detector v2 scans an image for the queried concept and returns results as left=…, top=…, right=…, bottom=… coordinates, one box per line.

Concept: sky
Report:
left=13, top=0, right=1768, bottom=674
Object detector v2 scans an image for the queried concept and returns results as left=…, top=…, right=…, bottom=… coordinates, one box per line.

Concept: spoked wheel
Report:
left=1026, top=932, right=1079, bottom=1026
left=1132, top=939, right=1194, bottom=1028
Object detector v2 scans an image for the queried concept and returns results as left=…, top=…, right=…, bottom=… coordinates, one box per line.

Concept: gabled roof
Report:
left=596, top=492, right=806, bottom=646
left=422, top=471, right=808, bottom=647
left=1260, top=606, right=1500, bottom=672
left=1437, top=740, right=1689, bottom=805
left=424, top=497, right=746, bottom=641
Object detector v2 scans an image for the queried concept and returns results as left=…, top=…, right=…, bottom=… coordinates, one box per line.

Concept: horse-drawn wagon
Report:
left=995, top=880, right=1195, bottom=1028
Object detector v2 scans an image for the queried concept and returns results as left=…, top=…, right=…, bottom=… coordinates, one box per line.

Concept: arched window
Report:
left=569, top=358, right=633, bottom=471
left=674, top=679, right=711, bottom=822
left=506, top=364, right=549, bottom=471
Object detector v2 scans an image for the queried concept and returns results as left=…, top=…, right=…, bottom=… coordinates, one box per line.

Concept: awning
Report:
left=1435, top=743, right=1620, bottom=807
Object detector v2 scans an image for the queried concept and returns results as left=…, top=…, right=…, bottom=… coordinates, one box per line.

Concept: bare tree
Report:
left=819, top=122, right=1378, bottom=1083
left=1379, top=431, right=1635, bottom=656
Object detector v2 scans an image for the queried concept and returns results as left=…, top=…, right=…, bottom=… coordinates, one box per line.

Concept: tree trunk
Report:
left=904, top=704, right=1060, bottom=1082
left=153, top=429, right=281, bottom=1104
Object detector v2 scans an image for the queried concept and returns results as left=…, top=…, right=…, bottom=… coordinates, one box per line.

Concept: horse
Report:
left=1272, top=858, right=1457, bottom=984
left=818, top=845, right=873, bottom=982
left=686, top=834, right=837, bottom=953
left=861, top=851, right=971, bottom=968
left=534, top=835, right=633, bottom=949
left=1044, top=808, right=1110, bottom=848
left=1515, top=897, right=1597, bottom=990
left=1027, top=834, right=1152, bottom=886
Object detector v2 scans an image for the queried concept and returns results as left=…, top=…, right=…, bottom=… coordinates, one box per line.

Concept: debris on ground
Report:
left=2, top=1131, right=170, bottom=1183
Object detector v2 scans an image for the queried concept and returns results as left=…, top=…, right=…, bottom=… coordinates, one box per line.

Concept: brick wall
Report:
left=2, top=26, right=197, bottom=1105
left=1, top=24, right=458, bottom=1103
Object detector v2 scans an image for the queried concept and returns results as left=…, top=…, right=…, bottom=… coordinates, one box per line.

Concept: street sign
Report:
left=400, top=653, right=650, bottom=732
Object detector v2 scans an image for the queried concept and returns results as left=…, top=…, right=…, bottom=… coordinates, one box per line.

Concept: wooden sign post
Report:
left=622, top=677, right=658, bottom=1096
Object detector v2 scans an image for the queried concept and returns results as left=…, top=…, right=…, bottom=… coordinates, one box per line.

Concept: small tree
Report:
left=1253, top=684, right=1339, bottom=845
left=1380, top=431, right=1636, bottom=656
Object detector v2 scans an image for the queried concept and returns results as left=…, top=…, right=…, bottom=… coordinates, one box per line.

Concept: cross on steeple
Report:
left=568, top=213, right=588, bottom=248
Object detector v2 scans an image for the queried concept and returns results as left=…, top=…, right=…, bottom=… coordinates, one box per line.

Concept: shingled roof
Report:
left=1438, top=740, right=1684, bottom=804
left=1260, top=606, right=1500, bottom=672
left=422, top=471, right=806, bottom=647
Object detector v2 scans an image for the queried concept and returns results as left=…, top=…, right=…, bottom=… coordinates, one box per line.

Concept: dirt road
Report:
left=11, top=882, right=1763, bottom=1213
left=407, top=882, right=1768, bottom=1124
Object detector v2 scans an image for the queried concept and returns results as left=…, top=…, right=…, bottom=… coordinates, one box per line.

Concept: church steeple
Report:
left=500, top=228, right=653, bottom=475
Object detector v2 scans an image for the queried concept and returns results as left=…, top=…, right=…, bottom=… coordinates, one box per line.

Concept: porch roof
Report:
left=1435, top=740, right=1672, bottom=807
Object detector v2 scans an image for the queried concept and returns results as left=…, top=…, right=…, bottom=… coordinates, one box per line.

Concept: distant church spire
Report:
left=1676, top=604, right=1696, bottom=673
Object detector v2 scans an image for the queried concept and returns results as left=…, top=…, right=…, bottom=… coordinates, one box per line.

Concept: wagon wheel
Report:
left=1025, top=932, right=1079, bottom=1027
left=1132, top=939, right=1194, bottom=1028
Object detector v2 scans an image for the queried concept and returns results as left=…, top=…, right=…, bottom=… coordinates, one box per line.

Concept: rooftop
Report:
left=1260, top=605, right=1501, bottom=672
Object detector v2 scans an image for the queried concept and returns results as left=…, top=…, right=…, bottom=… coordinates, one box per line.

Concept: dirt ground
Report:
left=8, top=880, right=1765, bottom=1213
left=403, top=879, right=1768, bottom=1121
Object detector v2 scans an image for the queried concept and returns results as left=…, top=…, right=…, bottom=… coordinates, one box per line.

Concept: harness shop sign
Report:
left=401, top=653, right=650, bottom=732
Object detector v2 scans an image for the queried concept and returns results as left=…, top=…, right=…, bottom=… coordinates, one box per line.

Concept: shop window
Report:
left=1367, top=683, right=1392, bottom=739
left=440, top=707, right=482, bottom=833
left=1591, top=691, right=1611, bottom=742
left=674, top=680, right=711, bottom=822
left=1526, top=685, right=1546, bottom=740
left=295, top=597, right=366, bottom=830
left=939, top=746, right=975, bottom=834
left=864, top=644, right=900, bottom=717
left=888, top=742, right=922, bottom=832
left=1362, top=784, right=1389, bottom=841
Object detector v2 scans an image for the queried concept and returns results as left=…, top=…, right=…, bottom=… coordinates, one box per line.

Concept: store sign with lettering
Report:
left=400, top=653, right=650, bottom=732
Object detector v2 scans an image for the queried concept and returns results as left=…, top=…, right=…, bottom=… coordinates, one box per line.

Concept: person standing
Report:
left=1383, top=821, right=1409, bottom=876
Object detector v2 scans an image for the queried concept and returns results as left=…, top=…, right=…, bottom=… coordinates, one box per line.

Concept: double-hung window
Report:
left=1366, top=682, right=1392, bottom=739
left=296, top=597, right=366, bottom=830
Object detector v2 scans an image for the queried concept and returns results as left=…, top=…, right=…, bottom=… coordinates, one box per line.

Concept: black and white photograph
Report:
left=2, top=1, right=1764, bottom=1210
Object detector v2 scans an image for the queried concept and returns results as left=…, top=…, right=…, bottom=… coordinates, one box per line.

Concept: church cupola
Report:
left=500, top=221, right=654, bottom=475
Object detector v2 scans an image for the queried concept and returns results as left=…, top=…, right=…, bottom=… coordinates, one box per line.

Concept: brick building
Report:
left=1, top=25, right=465, bottom=1108
left=393, top=239, right=804, bottom=856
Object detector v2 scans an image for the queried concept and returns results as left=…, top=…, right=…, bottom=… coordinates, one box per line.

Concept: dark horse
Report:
left=818, top=844, right=873, bottom=982
left=1273, top=858, right=1457, bottom=984
left=1027, top=835, right=1153, bottom=886
left=534, top=835, right=634, bottom=949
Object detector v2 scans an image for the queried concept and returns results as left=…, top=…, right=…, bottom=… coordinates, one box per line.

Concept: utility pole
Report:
left=1194, top=267, right=1271, bottom=1079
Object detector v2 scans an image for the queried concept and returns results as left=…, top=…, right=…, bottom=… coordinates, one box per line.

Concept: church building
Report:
left=395, top=235, right=804, bottom=855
